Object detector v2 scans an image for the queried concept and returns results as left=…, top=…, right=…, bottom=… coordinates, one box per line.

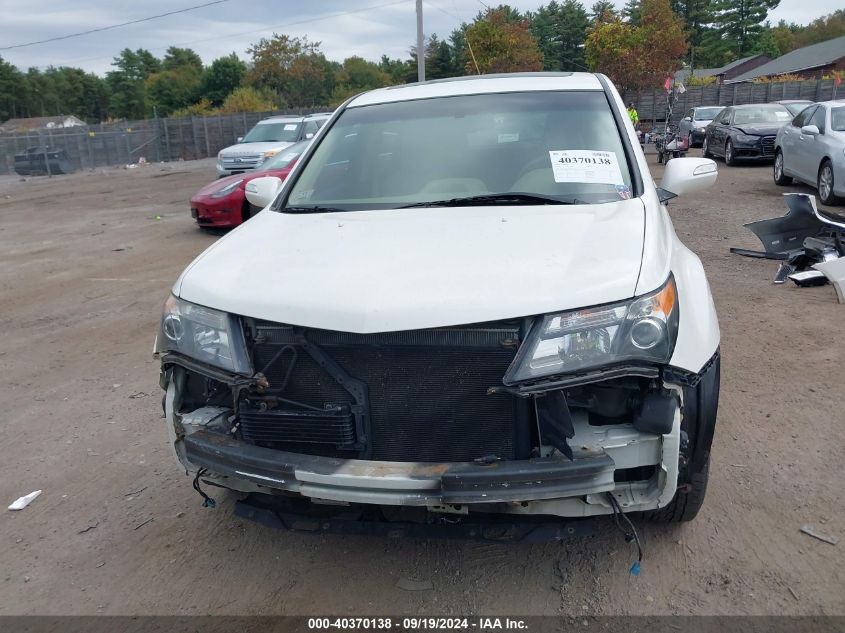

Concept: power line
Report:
left=0, top=0, right=233, bottom=51
left=23, top=0, right=410, bottom=69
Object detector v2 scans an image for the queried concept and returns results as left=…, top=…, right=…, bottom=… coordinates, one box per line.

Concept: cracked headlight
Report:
left=210, top=179, right=243, bottom=199
left=154, top=295, right=251, bottom=374
left=504, top=277, right=679, bottom=384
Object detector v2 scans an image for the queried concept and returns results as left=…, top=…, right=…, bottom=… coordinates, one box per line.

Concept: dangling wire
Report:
left=606, top=492, right=643, bottom=575
left=192, top=468, right=216, bottom=508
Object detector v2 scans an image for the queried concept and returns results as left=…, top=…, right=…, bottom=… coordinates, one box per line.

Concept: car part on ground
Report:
left=731, top=193, right=845, bottom=295
left=813, top=256, right=845, bottom=302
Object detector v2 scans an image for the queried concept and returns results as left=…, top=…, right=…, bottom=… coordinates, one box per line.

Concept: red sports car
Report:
left=190, top=140, right=308, bottom=229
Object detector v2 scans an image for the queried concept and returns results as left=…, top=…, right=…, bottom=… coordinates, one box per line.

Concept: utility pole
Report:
left=416, top=0, right=425, bottom=83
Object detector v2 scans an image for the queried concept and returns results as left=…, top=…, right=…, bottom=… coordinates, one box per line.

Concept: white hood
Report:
left=175, top=201, right=647, bottom=333
left=220, top=141, right=294, bottom=156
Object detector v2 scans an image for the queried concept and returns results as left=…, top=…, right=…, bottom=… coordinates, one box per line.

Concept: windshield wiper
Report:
left=399, top=193, right=583, bottom=208
left=283, top=205, right=352, bottom=214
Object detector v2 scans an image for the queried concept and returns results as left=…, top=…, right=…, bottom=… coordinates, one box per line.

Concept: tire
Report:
left=773, top=150, right=792, bottom=186
left=702, top=136, right=712, bottom=158
left=818, top=160, right=842, bottom=205
left=724, top=139, right=736, bottom=166
left=643, top=459, right=710, bottom=523
left=644, top=354, right=720, bottom=524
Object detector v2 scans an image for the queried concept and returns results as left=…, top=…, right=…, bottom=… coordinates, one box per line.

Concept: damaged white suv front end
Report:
left=156, top=73, right=720, bottom=537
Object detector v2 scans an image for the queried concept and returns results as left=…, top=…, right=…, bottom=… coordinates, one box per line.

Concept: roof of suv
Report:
left=348, top=72, right=604, bottom=108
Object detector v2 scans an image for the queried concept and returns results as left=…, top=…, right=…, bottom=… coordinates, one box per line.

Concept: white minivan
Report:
left=157, top=73, right=721, bottom=538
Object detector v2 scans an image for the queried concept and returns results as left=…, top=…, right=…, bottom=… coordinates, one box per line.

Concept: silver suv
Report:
left=216, top=113, right=331, bottom=177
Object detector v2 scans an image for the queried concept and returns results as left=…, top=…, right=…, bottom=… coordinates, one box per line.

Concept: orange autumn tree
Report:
left=585, top=0, right=687, bottom=92
left=464, top=8, right=543, bottom=74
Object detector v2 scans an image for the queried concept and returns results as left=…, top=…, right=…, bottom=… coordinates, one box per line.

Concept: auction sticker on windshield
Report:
left=549, top=150, right=623, bottom=185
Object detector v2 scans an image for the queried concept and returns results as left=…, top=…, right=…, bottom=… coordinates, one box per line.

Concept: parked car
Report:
left=156, top=73, right=721, bottom=535
left=775, top=99, right=814, bottom=117
left=774, top=100, right=845, bottom=205
left=13, top=147, right=73, bottom=176
left=702, top=103, right=792, bottom=165
left=191, top=141, right=308, bottom=229
left=678, top=106, right=724, bottom=147
left=216, top=113, right=330, bottom=177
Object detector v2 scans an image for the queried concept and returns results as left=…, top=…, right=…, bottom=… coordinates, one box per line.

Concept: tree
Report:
left=219, top=86, right=275, bottom=113
left=146, top=69, right=201, bottom=116
left=671, top=0, right=714, bottom=67
left=332, top=56, right=391, bottom=103
left=585, top=0, right=686, bottom=91
left=0, top=56, right=25, bottom=120
left=463, top=7, right=543, bottom=74
left=623, top=0, right=642, bottom=25
left=531, top=1, right=590, bottom=71
left=246, top=34, right=333, bottom=107
left=162, top=47, right=203, bottom=73
left=711, top=0, right=780, bottom=58
left=425, top=35, right=459, bottom=79
left=106, top=48, right=161, bottom=118
left=379, top=55, right=414, bottom=84
left=590, top=1, right=617, bottom=22
left=200, top=54, right=246, bottom=105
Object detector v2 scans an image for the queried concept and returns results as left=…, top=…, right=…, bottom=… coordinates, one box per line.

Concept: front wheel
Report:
left=724, top=139, right=736, bottom=166
left=818, top=160, right=842, bottom=205
left=773, top=150, right=792, bottom=185
left=702, top=136, right=712, bottom=158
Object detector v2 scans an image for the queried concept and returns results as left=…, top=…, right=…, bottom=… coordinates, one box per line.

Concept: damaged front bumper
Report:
left=162, top=363, right=682, bottom=518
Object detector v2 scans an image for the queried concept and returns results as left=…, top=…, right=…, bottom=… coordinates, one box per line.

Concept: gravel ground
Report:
left=0, top=153, right=842, bottom=616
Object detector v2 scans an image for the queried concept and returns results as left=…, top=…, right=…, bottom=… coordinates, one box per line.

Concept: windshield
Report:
left=783, top=102, right=812, bottom=116
left=260, top=141, right=308, bottom=170
left=733, top=105, right=791, bottom=125
left=831, top=107, right=845, bottom=131
left=242, top=121, right=301, bottom=143
left=694, top=107, right=723, bottom=120
left=282, top=91, right=634, bottom=213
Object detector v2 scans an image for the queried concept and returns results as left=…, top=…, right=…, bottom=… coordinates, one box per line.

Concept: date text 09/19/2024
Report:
left=307, top=617, right=529, bottom=630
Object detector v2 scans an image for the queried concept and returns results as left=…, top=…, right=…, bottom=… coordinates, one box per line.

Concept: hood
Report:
left=194, top=168, right=297, bottom=198
left=735, top=123, right=785, bottom=136
left=219, top=141, right=294, bottom=156
left=194, top=173, right=247, bottom=197
left=175, top=200, right=647, bottom=333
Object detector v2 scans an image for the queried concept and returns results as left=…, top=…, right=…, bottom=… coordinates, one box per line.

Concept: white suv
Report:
left=215, top=113, right=331, bottom=177
left=157, top=74, right=721, bottom=537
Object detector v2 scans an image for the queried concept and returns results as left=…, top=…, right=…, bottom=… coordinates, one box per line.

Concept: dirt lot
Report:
left=0, top=153, right=843, bottom=617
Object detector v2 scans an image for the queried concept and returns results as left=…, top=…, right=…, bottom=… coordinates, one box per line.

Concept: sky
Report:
left=0, top=0, right=841, bottom=75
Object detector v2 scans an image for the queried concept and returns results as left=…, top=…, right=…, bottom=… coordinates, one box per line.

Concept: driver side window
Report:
left=718, top=110, right=732, bottom=125
left=792, top=106, right=816, bottom=128
left=809, top=106, right=826, bottom=134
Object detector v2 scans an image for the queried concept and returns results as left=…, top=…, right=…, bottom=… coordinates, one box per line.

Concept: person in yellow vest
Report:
left=627, top=103, right=639, bottom=127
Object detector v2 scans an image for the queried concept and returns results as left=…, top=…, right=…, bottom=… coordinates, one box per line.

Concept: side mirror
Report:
left=236, top=136, right=244, bottom=143
left=801, top=125, right=820, bottom=135
left=683, top=116, right=692, bottom=122
left=244, top=176, right=283, bottom=209
left=659, top=157, right=718, bottom=198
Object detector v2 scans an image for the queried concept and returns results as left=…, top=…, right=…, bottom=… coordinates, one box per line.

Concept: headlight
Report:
left=154, top=295, right=251, bottom=374
left=503, top=277, right=678, bottom=384
left=696, top=127, right=706, bottom=132
left=261, top=150, right=280, bottom=160
left=210, top=179, right=243, bottom=198
left=735, top=133, right=759, bottom=143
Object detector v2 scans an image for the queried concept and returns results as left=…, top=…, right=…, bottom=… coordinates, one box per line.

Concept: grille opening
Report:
left=613, top=465, right=657, bottom=483
left=241, top=321, right=532, bottom=462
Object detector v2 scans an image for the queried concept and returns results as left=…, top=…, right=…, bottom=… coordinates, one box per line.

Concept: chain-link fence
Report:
left=0, top=107, right=329, bottom=176
left=623, top=77, right=842, bottom=131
